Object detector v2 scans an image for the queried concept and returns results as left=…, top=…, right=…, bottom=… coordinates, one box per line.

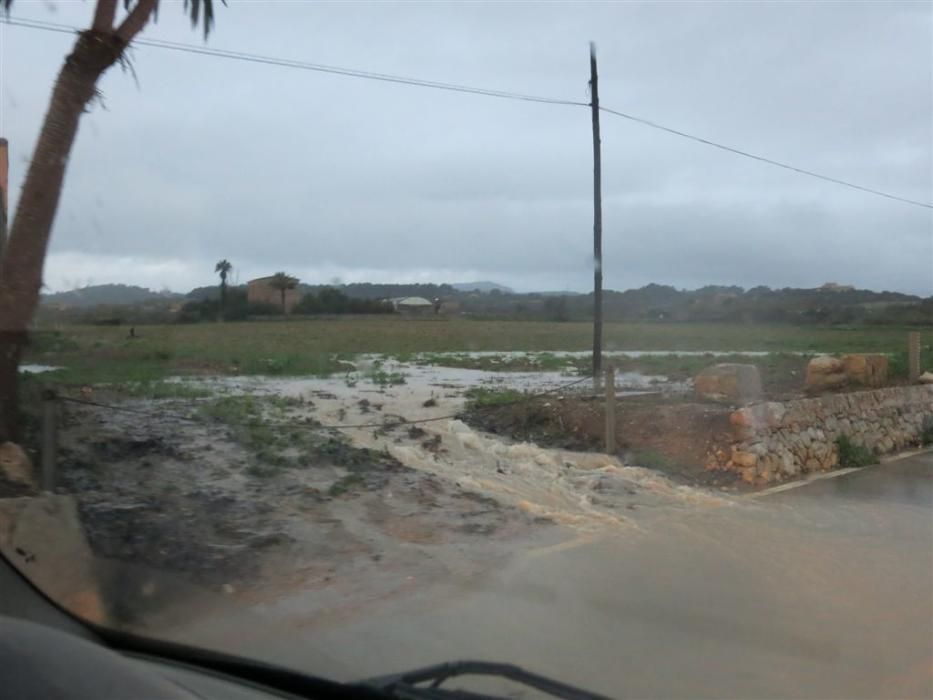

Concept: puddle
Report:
left=20, top=364, right=62, bottom=374
left=414, top=350, right=813, bottom=359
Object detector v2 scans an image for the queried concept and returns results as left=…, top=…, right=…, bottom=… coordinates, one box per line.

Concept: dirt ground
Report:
left=51, top=399, right=550, bottom=630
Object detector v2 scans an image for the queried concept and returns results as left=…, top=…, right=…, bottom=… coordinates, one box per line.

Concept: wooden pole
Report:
left=40, top=389, right=58, bottom=491
left=589, top=42, right=603, bottom=380
left=604, top=365, right=616, bottom=454
left=908, top=331, right=921, bottom=383
left=0, top=138, right=8, bottom=257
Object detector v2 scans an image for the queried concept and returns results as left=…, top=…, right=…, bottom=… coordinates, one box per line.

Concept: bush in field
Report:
left=293, top=287, right=394, bottom=315
left=835, top=434, right=875, bottom=468
left=178, top=289, right=250, bottom=322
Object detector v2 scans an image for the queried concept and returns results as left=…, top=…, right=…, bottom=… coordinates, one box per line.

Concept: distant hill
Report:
left=451, top=281, right=513, bottom=294
left=298, top=283, right=457, bottom=300
left=41, top=284, right=181, bottom=308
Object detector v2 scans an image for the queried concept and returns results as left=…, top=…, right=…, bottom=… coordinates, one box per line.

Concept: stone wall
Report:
left=725, top=385, right=933, bottom=485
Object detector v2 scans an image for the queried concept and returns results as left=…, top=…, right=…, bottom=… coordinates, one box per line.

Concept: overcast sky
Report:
left=1, top=1, right=931, bottom=294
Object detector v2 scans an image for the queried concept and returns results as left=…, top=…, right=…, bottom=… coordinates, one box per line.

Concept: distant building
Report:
left=385, top=296, right=434, bottom=315
left=820, top=282, right=855, bottom=292
left=248, top=275, right=301, bottom=314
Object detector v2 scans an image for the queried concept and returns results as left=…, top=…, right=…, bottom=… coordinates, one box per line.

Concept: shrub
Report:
left=921, top=416, right=933, bottom=446
left=464, top=387, right=525, bottom=408
left=835, top=434, right=875, bottom=468
left=294, top=287, right=394, bottom=315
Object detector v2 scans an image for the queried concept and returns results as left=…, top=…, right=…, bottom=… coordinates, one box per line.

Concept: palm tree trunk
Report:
left=0, top=31, right=124, bottom=441
left=219, top=280, right=227, bottom=322
left=281, top=289, right=286, bottom=316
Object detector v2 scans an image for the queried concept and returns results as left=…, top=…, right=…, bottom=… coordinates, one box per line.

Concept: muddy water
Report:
left=187, top=361, right=732, bottom=530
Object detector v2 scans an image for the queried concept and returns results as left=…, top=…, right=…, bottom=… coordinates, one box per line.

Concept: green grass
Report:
left=835, top=434, right=876, bottom=468
left=23, top=319, right=931, bottom=386
left=464, top=387, right=527, bottom=408
left=328, top=472, right=365, bottom=497
left=889, top=349, right=933, bottom=379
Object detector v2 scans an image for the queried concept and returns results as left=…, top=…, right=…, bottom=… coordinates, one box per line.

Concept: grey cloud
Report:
left=1, top=0, right=930, bottom=294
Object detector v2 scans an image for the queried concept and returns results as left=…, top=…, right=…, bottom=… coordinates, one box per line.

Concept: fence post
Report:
left=40, top=389, right=58, bottom=492
left=907, top=332, right=921, bottom=383
left=604, top=365, right=616, bottom=454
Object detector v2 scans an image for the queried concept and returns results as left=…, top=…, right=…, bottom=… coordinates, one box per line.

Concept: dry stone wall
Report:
left=725, top=385, right=933, bottom=485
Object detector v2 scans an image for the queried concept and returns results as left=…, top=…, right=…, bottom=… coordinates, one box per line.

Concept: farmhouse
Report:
left=247, top=276, right=301, bottom=314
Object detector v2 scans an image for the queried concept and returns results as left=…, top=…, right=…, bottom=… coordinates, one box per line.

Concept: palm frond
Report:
left=184, top=0, right=225, bottom=38
left=2, top=0, right=222, bottom=36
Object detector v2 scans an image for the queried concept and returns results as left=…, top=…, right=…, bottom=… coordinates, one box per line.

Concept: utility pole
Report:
left=0, top=138, right=8, bottom=258
left=589, top=43, right=603, bottom=379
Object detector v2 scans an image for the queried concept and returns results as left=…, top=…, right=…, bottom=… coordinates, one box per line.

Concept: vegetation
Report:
left=464, top=387, right=527, bottom=408
left=835, top=435, right=876, bottom=468
left=214, top=259, right=233, bottom=321
left=293, top=287, right=394, bottom=315
left=22, top=319, right=930, bottom=387
left=888, top=350, right=933, bottom=380
left=455, top=284, right=933, bottom=326
left=921, top=416, right=933, bottom=447
left=269, top=272, right=299, bottom=315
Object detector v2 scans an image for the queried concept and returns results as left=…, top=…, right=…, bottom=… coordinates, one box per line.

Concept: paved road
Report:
left=198, top=452, right=933, bottom=699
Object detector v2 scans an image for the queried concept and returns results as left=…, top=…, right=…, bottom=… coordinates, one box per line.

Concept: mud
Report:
left=55, top=395, right=546, bottom=630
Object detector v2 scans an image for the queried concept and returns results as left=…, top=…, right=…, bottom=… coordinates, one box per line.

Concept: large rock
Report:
left=694, top=364, right=762, bottom=404
left=842, top=354, right=888, bottom=387
left=0, top=442, right=37, bottom=494
left=805, top=355, right=847, bottom=393
left=918, top=371, right=933, bottom=385
left=0, top=495, right=107, bottom=624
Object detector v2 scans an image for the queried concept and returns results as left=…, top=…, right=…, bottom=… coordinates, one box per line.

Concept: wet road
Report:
left=197, top=451, right=933, bottom=699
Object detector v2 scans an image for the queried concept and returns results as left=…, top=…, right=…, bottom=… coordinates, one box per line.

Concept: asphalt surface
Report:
left=194, top=451, right=933, bottom=699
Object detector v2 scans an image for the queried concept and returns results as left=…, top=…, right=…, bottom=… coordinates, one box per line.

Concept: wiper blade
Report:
left=362, top=660, right=614, bottom=700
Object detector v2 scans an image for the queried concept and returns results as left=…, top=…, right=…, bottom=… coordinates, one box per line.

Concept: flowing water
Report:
left=184, top=359, right=730, bottom=530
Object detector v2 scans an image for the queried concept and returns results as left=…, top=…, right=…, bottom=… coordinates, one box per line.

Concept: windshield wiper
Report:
left=362, top=660, right=614, bottom=700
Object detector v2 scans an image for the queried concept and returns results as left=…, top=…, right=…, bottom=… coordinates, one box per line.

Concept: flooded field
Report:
left=50, top=355, right=736, bottom=633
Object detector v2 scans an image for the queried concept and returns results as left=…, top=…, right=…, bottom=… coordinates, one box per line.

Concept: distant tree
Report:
left=543, top=296, right=569, bottom=322
left=214, top=259, right=232, bottom=320
left=269, top=272, right=298, bottom=315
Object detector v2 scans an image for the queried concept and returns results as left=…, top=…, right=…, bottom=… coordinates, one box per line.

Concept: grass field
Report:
left=25, top=317, right=932, bottom=385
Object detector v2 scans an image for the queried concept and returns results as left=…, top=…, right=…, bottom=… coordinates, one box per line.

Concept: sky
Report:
left=1, top=0, right=931, bottom=295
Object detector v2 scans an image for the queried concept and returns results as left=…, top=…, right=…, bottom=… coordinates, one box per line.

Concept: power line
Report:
left=599, top=106, right=933, bottom=209
left=1, top=17, right=588, bottom=107
left=4, top=15, right=931, bottom=209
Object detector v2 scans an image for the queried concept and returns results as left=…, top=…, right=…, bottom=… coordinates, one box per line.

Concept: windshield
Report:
left=1, top=2, right=931, bottom=698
